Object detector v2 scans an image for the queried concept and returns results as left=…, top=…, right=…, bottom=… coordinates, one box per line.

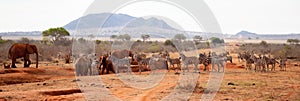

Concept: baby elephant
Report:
left=74, top=54, right=99, bottom=76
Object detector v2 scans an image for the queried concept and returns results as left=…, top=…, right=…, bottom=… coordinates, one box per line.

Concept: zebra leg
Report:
left=139, top=64, right=142, bottom=74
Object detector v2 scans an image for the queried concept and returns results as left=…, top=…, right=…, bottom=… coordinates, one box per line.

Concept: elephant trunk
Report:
left=36, top=52, right=39, bottom=68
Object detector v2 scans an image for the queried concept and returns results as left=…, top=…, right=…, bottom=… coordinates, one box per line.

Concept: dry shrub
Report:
left=37, top=43, right=71, bottom=62
left=0, top=41, right=14, bottom=62
left=239, top=43, right=300, bottom=59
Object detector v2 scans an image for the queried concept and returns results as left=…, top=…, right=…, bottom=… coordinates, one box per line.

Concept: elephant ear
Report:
left=26, top=45, right=35, bottom=54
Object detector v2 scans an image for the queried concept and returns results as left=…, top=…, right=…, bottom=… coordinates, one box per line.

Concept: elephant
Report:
left=8, top=43, right=39, bottom=68
left=74, top=54, right=99, bottom=76
left=111, top=50, right=134, bottom=59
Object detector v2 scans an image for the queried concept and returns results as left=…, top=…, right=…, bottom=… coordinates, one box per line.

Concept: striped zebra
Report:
left=167, top=56, right=181, bottom=73
left=250, top=53, right=266, bottom=72
left=108, top=55, right=131, bottom=74
left=199, top=53, right=210, bottom=71
left=211, top=54, right=225, bottom=73
left=279, top=58, right=287, bottom=71
left=133, top=53, right=150, bottom=74
left=263, top=56, right=279, bottom=71
left=179, top=54, right=200, bottom=73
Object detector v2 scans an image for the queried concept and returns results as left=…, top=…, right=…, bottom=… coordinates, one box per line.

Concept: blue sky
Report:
left=0, top=0, right=299, bottom=34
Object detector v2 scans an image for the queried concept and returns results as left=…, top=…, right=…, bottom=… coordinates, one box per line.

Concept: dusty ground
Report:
left=0, top=53, right=300, bottom=101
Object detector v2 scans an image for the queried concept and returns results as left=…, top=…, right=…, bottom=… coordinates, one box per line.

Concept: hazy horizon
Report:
left=0, top=0, right=299, bottom=34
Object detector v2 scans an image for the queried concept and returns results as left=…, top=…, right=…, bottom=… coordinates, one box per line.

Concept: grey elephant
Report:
left=74, top=54, right=99, bottom=76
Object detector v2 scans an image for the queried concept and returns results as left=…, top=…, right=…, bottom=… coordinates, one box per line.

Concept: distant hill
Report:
left=63, top=13, right=176, bottom=30
left=230, top=31, right=300, bottom=40
left=0, top=31, right=41, bottom=36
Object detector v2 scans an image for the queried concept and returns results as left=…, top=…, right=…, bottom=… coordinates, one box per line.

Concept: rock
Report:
left=72, top=79, right=81, bottom=82
left=43, top=83, right=48, bottom=86
left=0, top=89, right=3, bottom=92
left=228, top=82, right=235, bottom=86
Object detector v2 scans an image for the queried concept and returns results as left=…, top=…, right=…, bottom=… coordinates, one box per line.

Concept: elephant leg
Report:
left=205, top=64, right=209, bottom=71
left=102, top=65, right=106, bottom=75
left=24, top=57, right=27, bottom=67
left=24, top=55, right=31, bottom=67
left=11, top=58, right=17, bottom=68
left=166, top=61, right=169, bottom=71
left=110, top=65, right=115, bottom=73
left=212, top=63, right=215, bottom=72
left=25, top=59, right=31, bottom=67
left=83, top=68, right=88, bottom=76
left=75, top=67, right=80, bottom=76
left=115, top=66, right=119, bottom=74
left=106, top=66, right=110, bottom=74
left=27, top=59, right=31, bottom=67
left=127, top=65, right=131, bottom=74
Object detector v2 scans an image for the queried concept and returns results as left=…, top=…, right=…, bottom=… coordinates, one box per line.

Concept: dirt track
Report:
left=0, top=55, right=300, bottom=101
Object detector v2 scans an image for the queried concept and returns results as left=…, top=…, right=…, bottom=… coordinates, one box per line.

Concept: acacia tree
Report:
left=173, top=34, right=186, bottom=42
left=210, top=37, right=224, bottom=45
left=260, top=40, right=268, bottom=46
left=110, top=35, right=117, bottom=39
left=287, top=39, right=300, bottom=45
left=193, top=35, right=202, bottom=44
left=118, top=34, right=131, bottom=41
left=141, top=34, right=150, bottom=42
left=42, top=27, right=70, bottom=44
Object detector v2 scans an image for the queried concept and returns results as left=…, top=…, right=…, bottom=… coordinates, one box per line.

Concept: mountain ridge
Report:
left=63, top=13, right=176, bottom=30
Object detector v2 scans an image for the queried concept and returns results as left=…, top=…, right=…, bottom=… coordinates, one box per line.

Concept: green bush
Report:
left=164, top=40, right=175, bottom=47
left=146, top=44, right=161, bottom=53
left=95, top=40, right=101, bottom=44
left=210, top=37, right=224, bottom=44
left=260, top=40, right=268, bottom=46
left=0, top=39, right=12, bottom=44
left=136, top=40, right=142, bottom=43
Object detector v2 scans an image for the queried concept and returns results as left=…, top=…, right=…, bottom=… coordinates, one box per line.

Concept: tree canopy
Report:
left=110, top=35, right=118, bottom=39
left=193, top=35, right=202, bottom=44
left=260, top=40, right=268, bottom=46
left=210, top=37, right=224, bottom=44
left=173, top=34, right=186, bottom=42
left=141, top=34, right=150, bottom=42
left=42, top=27, right=70, bottom=44
left=287, top=39, right=299, bottom=45
left=117, top=34, right=131, bottom=41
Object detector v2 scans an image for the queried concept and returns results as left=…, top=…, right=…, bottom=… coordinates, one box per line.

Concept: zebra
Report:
left=199, top=53, right=210, bottom=71
left=279, top=58, right=287, bottom=71
left=211, top=54, right=225, bottom=73
left=250, top=53, right=266, bottom=72
left=167, top=56, right=181, bottom=73
left=179, top=54, right=200, bottom=73
left=263, top=55, right=279, bottom=71
left=108, top=55, right=131, bottom=74
left=238, top=52, right=251, bottom=62
left=149, top=56, right=168, bottom=73
left=133, top=53, right=150, bottom=74
left=245, top=58, right=254, bottom=70
left=74, top=54, right=99, bottom=76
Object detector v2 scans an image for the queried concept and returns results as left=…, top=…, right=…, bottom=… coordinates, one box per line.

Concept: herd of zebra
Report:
left=238, top=51, right=287, bottom=72
left=74, top=49, right=288, bottom=76
left=76, top=50, right=233, bottom=76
